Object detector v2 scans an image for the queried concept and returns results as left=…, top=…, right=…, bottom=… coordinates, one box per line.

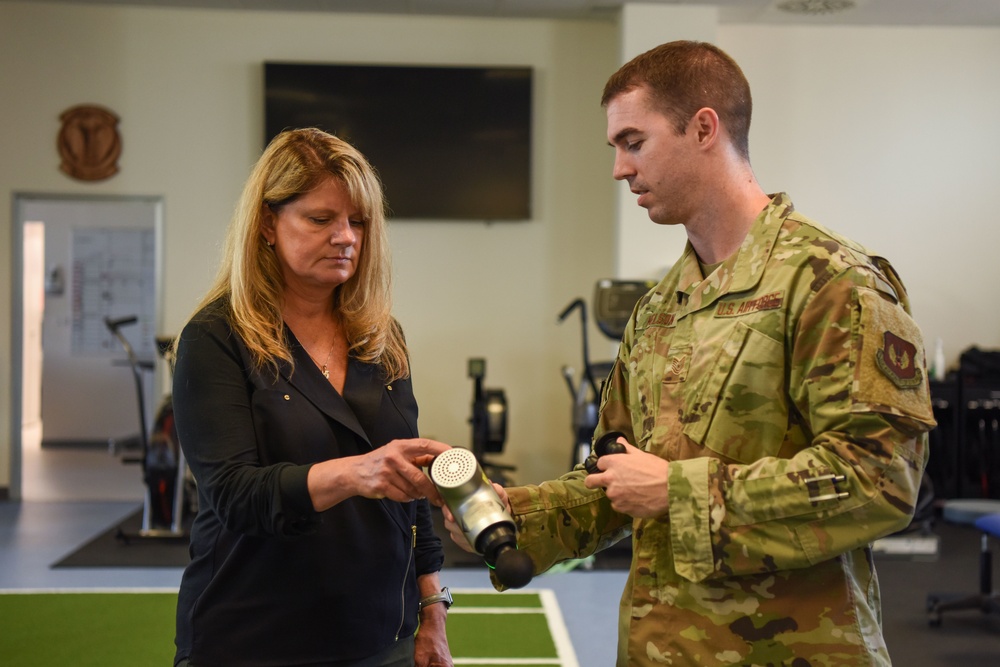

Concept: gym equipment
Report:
left=104, top=315, right=194, bottom=539
left=558, top=279, right=654, bottom=470
left=429, top=447, right=533, bottom=588
left=468, top=357, right=515, bottom=485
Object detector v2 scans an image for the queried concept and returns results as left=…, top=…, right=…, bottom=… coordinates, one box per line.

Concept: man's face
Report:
left=606, top=86, right=699, bottom=226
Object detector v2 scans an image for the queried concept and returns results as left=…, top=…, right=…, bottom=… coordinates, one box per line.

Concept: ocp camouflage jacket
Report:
left=504, top=193, right=934, bottom=666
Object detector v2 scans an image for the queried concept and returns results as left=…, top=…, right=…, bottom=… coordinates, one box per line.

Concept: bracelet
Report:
left=418, top=587, right=453, bottom=612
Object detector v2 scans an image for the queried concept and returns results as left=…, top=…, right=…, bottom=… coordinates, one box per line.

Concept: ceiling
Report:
left=38, top=0, right=1000, bottom=27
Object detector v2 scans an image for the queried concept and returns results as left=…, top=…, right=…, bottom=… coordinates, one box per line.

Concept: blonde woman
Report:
left=173, top=129, right=453, bottom=667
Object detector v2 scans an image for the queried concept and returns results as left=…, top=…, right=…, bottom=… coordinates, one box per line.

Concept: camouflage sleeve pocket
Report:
left=852, top=286, right=935, bottom=424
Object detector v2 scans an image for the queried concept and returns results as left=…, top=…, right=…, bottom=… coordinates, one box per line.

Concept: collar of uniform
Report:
left=674, top=193, right=792, bottom=312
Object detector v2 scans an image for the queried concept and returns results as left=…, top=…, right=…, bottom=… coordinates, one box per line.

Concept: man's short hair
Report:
left=602, top=40, right=753, bottom=160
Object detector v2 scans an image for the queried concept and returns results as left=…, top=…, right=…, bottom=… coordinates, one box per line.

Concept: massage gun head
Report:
left=429, top=448, right=534, bottom=589
left=493, top=542, right=534, bottom=589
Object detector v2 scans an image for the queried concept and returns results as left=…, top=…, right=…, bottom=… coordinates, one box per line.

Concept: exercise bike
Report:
left=553, top=280, right=654, bottom=570
left=104, top=315, right=195, bottom=540
left=558, top=279, right=655, bottom=470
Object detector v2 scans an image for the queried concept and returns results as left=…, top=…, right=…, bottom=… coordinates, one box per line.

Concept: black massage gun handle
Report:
left=584, top=430, right=627, bottom=474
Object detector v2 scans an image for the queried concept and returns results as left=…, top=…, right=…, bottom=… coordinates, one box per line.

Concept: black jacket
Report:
left=173, top=301, right=442, bottom=666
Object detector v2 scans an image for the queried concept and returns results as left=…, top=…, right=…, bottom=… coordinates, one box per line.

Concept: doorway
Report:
left=11, top=194, right=164, bottom=501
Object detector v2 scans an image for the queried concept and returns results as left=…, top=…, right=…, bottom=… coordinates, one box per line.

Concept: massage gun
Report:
left=429, top=448, right=533, bottom=589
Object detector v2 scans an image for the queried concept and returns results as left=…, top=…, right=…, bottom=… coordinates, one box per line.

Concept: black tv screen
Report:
left=264, top=62, right=532, bottom=220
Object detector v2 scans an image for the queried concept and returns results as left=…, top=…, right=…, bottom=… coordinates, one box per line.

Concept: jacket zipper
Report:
left=395, top=524, right=416, bottom=641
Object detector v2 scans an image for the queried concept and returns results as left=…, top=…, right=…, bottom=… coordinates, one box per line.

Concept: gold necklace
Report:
left=295, top=316, right=339, bottom=380
left=303, top=334, right=336, bottom=379
left=316, top=340, right=335, bottom=379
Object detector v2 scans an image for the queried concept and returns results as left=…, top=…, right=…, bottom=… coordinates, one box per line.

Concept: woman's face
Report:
left=262, top=176, right=365, bottom=296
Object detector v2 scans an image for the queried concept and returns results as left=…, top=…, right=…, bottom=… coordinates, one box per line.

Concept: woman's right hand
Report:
left=308, top=438, right=451, bottom=511
left=353, top=438, right=450, bottom=505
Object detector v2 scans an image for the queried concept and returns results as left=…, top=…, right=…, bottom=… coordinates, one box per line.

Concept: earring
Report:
left=266, top=240, right=274, bottom=248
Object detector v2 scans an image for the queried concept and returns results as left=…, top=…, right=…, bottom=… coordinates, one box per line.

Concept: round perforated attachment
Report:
left=430, top=448, right=478, bottom=488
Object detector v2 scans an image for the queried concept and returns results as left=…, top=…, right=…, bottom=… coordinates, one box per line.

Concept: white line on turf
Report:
left=447, top=588, right=579, bottom=667
left=539, top=588, right=580, bottom=667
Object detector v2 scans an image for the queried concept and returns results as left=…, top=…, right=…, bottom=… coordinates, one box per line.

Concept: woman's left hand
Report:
left=414, top=610, right=453, bottom=667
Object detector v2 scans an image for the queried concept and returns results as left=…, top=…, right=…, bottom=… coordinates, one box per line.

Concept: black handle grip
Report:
left=584, top=430, right=627, bottom=474
left=557, top=298, right=585, bottom=323
left=595, top=430, right=627, bottom=456
left=104, top=315, right=138, bottom=332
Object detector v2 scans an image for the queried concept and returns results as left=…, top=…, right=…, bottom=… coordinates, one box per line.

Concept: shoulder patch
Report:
left=876, top=331, right=922, bottom=389
left=853, top=287, right=934, bottom=423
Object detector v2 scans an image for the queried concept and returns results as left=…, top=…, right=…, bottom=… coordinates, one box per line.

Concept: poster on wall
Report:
left=70, top=227, right=155, bottom=359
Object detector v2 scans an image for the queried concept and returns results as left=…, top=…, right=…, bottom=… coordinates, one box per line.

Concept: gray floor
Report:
left=3, top=445, right=1000, bottom=665
left=876, top=519, right=1000, bottom=666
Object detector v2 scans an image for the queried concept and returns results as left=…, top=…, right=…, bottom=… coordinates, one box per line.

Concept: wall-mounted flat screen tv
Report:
left=264, top=62, right=533, bottom=221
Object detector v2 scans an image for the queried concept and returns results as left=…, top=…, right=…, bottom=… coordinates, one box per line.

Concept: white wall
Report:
left=614, top=3, right=717, bottom=281
left=719, top=24, right=1000, bottom=365
left=3, top=1, right=1000, bottom=494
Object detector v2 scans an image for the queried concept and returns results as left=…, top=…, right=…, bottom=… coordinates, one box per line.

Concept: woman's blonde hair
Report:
left=190, top=128, right=408, bottom=381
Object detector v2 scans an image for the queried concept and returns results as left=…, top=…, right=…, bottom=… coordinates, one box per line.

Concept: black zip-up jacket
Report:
left=173, top=301, right=443, bottom=666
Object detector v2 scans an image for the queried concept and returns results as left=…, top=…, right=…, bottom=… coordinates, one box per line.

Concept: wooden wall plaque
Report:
left=57, top=105, right=122, bottom=181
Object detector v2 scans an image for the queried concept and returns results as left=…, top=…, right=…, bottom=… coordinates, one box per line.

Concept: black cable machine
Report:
left=468, top=357, right=515, bottom=486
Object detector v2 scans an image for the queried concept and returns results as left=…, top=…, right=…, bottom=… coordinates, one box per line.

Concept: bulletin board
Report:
left=70, top=227, right=156, bottom=359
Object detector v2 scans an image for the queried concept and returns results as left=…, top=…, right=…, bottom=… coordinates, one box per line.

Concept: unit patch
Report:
left=715, top=291, right=784, bottom=318
left=853, top=286, right=933, bottom=422
left=876, top=331, right=922, bottom=389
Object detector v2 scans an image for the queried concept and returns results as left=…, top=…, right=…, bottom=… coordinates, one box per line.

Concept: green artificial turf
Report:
left=0, top=592, right=177, bottom=666
left=0, top=590, right=564, bottom=666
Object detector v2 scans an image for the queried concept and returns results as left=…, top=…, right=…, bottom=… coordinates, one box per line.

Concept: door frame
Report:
left=9, top=192, right=165, bottom=501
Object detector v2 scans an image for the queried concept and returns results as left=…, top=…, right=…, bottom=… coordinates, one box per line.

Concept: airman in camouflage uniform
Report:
left=455, top=41, right=935, bottom=666
left=503, top=192, right=933, bottom=666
